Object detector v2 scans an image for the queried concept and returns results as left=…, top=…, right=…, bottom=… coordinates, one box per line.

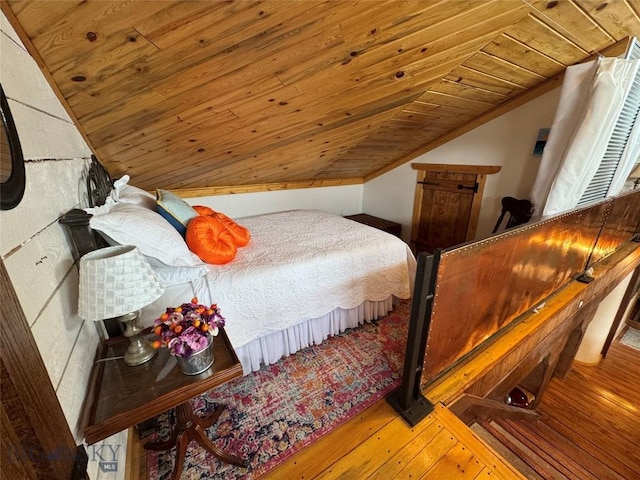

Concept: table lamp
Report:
left=78, top=245, right=165, bottom=366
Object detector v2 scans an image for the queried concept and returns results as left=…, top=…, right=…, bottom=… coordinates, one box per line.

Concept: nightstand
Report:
left=83, top=328, right=246, bottom=479
left=345, top=213, right=402, bottom=237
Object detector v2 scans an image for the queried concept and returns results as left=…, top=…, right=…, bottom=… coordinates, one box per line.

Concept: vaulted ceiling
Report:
left=3, top=1, right=639, bottom=195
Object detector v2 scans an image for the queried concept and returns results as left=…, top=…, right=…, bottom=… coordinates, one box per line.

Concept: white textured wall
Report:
left=0, top=13, right=126, bottom=480
left=186, top=184, right=363, bottom=219
left=363, top=88, right=562, bottom=242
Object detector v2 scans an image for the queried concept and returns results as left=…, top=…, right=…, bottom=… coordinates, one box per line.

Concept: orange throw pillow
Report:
left=186, top=215, right=237, bottom=264
left=192, top=205, right=251, bottom=248
left=193, top=205, right=215, bottom=216
left=215, top=212, right=251, bottom=247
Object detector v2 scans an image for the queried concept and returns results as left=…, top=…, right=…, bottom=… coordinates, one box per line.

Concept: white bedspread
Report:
left=204, top=210, right=416, bottom=349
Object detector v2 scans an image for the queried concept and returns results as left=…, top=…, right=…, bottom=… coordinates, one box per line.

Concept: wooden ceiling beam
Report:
left=168, top=178, right=364, bottom=199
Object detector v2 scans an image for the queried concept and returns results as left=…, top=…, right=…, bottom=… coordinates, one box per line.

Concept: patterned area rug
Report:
left=620, top=327, right=640, bottom=351
left=147, top=300, right=410, bottom=479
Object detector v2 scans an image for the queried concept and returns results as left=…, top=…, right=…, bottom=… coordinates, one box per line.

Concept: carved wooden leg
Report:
left=143, top=405, right=195, bottom=479
left=170, top=431, right=189, bottom=480
left=193, top=424, right=249, bottom=467
left=195, top=404, right=225, bottom=430
left=144, top=426, right=179, bottom=451
left=143, top=401, right=248, bottom=479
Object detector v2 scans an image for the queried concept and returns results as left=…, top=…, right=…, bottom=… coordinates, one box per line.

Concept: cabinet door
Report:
left=413, top=171, right=476, bottom=253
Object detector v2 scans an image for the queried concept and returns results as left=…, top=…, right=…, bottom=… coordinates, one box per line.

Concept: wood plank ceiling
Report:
left=3, top=0, right=640, bottom=195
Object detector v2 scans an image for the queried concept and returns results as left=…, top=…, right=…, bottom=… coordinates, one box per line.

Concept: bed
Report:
left=63, top=162, right=416, bottom=374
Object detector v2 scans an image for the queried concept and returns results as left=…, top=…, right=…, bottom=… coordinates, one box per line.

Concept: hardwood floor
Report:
left=130, top=329, right=640, bottom=479
left=130, top=401, right=523, bottom=480
left=476, top=327, right=640, bottom=480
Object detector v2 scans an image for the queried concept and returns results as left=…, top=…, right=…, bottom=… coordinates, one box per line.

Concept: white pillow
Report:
left=87, top=232, right=206, bottom=286
left=112, top=175, right=156, bottom=209
left=150, top=264, right=208, bottom=287
left=88, top=202, right=203, bottom=267
left=120, top=184, right=156, bottom=210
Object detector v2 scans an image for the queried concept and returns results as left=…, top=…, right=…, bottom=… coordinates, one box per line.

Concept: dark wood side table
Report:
left=345, top=213, right=402, bottom=237
left=83, top=328, right=246, bottom=479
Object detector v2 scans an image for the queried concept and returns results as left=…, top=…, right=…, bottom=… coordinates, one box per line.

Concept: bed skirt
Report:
left=236, top=296, right=395, bottom=375
left=138, top=280, right=397, bottom=375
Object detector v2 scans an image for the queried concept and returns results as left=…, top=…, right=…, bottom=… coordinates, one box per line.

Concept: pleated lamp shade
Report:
left=78, top=245, right=165, bottom=321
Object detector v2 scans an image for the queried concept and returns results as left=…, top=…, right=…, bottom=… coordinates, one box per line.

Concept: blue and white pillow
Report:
left=156, top=189, right=198, bottom=237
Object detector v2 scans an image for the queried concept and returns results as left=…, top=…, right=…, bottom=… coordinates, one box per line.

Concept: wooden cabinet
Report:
left=410, top=164, right=501, bottom=254
left=345, top=213, right=401, bottom=237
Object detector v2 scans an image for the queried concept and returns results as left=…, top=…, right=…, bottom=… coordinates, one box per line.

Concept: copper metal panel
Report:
left=589, top=190, right=640, bottom=266
left=420, top=206, right=600, bottom=386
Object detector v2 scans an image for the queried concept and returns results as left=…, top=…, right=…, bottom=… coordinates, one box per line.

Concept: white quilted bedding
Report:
left=204, top=210, right=416, bottom=349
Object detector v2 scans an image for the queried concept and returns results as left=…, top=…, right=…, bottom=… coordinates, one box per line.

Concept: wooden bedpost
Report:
left=59, top=209, right=99, bottom=263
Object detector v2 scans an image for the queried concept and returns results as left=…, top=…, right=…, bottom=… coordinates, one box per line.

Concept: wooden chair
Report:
left=492, top=197, right=534, bottom=233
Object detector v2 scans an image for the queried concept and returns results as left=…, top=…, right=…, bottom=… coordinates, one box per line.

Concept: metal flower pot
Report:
left=176, top=336, right=214, bottom=375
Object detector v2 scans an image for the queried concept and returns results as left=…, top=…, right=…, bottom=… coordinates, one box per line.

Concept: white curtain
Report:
left=530, top=58, right=640, bottom=217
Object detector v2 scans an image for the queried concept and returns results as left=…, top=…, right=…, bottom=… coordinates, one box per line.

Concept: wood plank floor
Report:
left=129, top=401, right=523, bottom=480
left=476, top=327, right=640, bottom=480
left=130, top=330, right=639, bottom=480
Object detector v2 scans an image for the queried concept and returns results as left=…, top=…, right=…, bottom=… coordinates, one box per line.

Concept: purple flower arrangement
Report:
left=152, top=297, right=225, bottom=358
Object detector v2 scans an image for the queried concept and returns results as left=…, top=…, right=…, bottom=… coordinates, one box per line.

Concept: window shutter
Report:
left=625, top=37, right=640, bottom=61
left=577, top=42, right=640, bottom=206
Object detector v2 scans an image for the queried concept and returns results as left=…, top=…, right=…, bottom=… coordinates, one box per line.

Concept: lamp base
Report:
left=119, top=312, right=157, bottom=366
left=123, top=336, right=157, bottom=366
